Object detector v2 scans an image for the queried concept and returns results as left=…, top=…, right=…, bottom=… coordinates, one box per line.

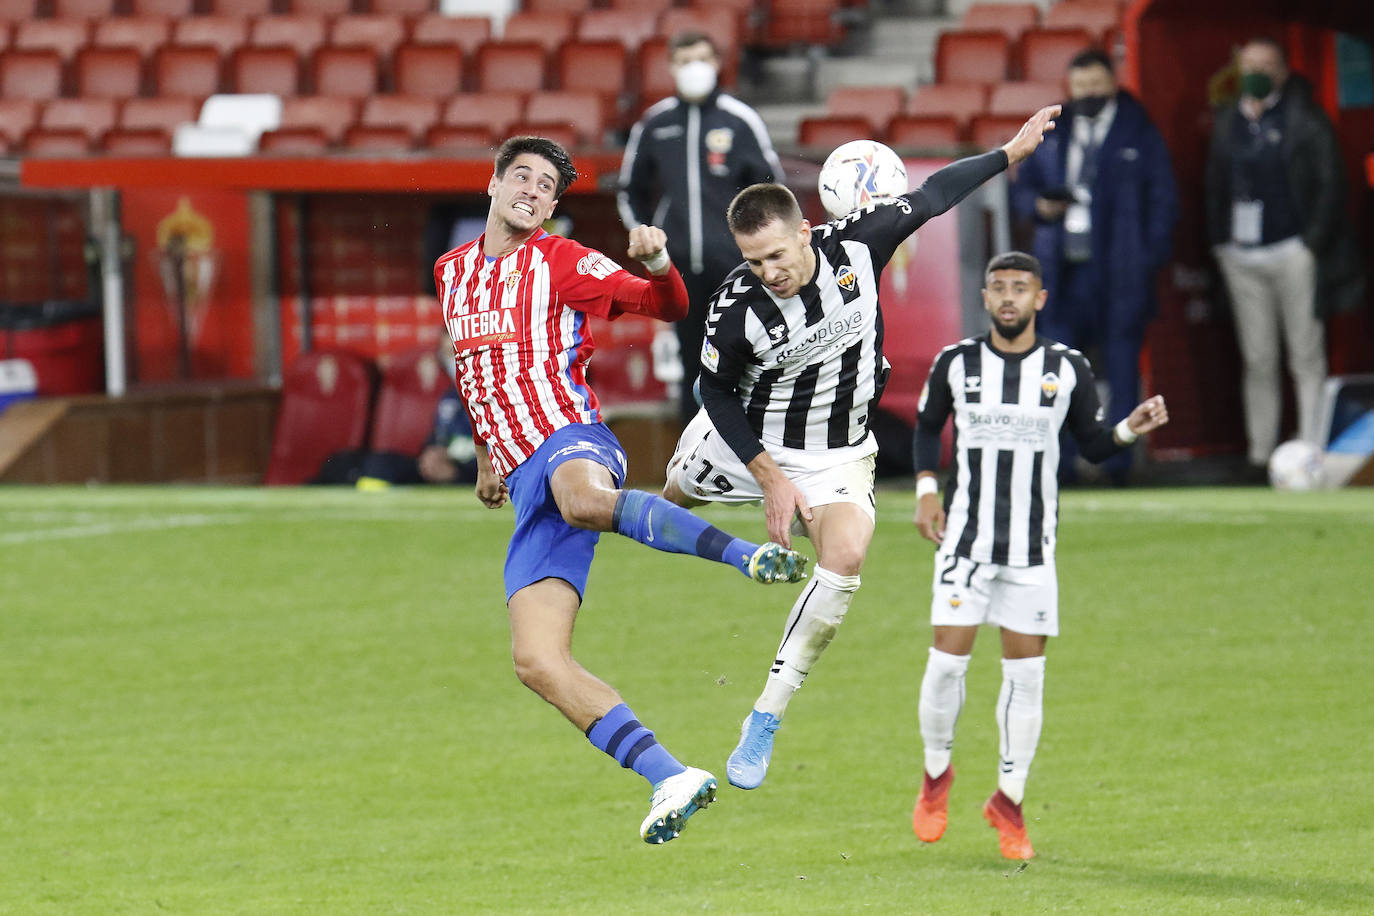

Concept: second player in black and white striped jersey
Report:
left=661, top=106, right=1065, bottom=795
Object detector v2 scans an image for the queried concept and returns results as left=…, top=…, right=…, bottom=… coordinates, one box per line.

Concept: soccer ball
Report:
left=1267, top=439, right=1325, bottom=491
left=818, top=139, right=908, bottom=219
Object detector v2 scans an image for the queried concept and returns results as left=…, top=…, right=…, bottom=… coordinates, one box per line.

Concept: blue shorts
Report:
left=503, top=422, right=628, bottom=602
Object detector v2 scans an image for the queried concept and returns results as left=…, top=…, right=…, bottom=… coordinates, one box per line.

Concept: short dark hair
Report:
left=495, top=136, right=577, bottom=198
left=1068, top=47, right=1113, bottom=74
left=669, top=30, right=717, bottom=57
left=727, top=184, right=802, bottom=236
left=985, top=251, right=1043, bottom=281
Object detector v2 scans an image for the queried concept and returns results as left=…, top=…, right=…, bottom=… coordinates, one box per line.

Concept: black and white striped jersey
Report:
left=916, top=334, right=1123, bottom=567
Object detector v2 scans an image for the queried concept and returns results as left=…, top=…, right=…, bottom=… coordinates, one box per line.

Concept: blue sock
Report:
left=586, top=703, right=686, bottom=787
left=612, top=490, right=757, bottom=576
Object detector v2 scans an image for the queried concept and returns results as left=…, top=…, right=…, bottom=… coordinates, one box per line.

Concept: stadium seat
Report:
left=0, top=99, right=41, bottom=143
left=152, top=45, right=223, bottom=98
left=311, top=46, right=379, bottom=98
left=969, top=113, right=1026, bottom=151
left=0, top=50, right=65, bottom=100
left=393, top=43, right=463, bottom=98
left=102, top=127, right=172, bottom=154
left=207, top=0, right=274, bottom=15
left=330, top=15, right=409, bottom=63
left=14, top=20, right=91, bottom=63
left=503, top=12, right=577, bottom=55
left=229, top=46, right=301, bottom=96
left=279, top=95, right=357, bottom=144
left=423, top=123, right=494, bottom=152
left=0, top=0, right=39, bottom=20
left=906, top=82, right=987, bottom=133
left=258, top=125, right=332, bottom=153
left=92, top=17, right=172, bottom=60
left=608, top=0, right=672, bottom=10
left=886, top=114, right=962, bottom=149
left=826, top=85, right=906, bottom=137
left=1044, top=0, right=1121, bottom=42
left=264, top=350, right=374, bottom=486
left=288, top=0, right=352, bottom=14
left=987, top=81, right=1064, bottom=118
left=524, top=0, right=591, bottom=12
left=173, top=18, right=250, bottom=57
left=934, top=30, right=1010, bottom=86
left=757, top=0, right=843, bottom=49
left=371, top=0, right=435, bottom=12
left=51, top=0, right=116, bottom=18
left=22, top=128, right=91, bottom=156
left=129, top=0, right=195, bottom=15
left=410, top=14, right=490, bottom=56
left=474, top=42, right=547, bottom=93
left=554, top=40, right=626, bottom=109
left=73, top=47, right=144, bottom=99
left=39, top=97, right=118, bottom=145
left=369, top=346, right=450, bottom=456
left=960, top=3, right=1040, bottom=41
left=357, top=94, right=439, bottom=142
left=440, top=91, right=525, bottom=138
left=576, top=9, right=658, bottom=51
left=636, top=36, right=674, bottom=105
left=341, top=124, right=414, bottom=151
left=797, top=114, right=872, bottom=149
left=504, top=120, right=577, bottom=149
left=251, top=15, right=328, bottom=59
left=1018, top=28, right=1095, bottom=84
left=120, top=96, right=199, bottom=136
left=525, top=90, right=605, bottom=146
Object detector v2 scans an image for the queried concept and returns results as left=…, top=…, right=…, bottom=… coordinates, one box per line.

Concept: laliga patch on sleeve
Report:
left=576, top=251, right=623, bottom=280
left=701, top=338, right=720, bottom=373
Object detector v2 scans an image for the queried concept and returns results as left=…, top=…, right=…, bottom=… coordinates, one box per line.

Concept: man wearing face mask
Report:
left=1205, top=37, right=1365, bottom=475
left=618, top=31, right=784, bottom=425
left=1010, top=48, right=1177, bottom=486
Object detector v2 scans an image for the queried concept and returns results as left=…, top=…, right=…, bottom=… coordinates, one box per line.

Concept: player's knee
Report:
left=511, top=647, right=561, bottom=698
left=821, top=547, right=865, bottom=578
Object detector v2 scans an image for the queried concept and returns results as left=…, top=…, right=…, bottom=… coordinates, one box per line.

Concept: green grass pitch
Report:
left=1, top=485, right=1371, bottom=914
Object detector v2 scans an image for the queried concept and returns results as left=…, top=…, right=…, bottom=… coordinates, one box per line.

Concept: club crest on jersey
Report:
left=1040, top=371, right=1060, bottom=399
left=503, top=269, right=522, bottom=292
left=835, top=264, right=861, bottom=303
left=577, top=252, right=622, bottom=280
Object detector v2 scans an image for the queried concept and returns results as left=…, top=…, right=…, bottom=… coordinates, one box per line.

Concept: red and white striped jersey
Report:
left=436, top=229, right=682, bottom=478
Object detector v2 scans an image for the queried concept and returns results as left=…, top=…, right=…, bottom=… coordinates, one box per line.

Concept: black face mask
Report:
left=1072, top=95, right=1110, bottom=118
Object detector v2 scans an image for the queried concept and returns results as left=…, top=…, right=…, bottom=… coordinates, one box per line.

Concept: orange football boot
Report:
left=983, top=790, right=1034, bottom=860
left=912, top=766, right=954, bottom=842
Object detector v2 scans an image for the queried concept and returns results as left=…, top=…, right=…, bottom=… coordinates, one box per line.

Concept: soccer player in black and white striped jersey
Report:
left=662, top=107, right=1063, bottom=792
left=910, top=251, right=1169, bottom=859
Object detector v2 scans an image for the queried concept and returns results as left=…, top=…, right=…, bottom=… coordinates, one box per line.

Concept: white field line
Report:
left=0, top=513, right=248, bottom=545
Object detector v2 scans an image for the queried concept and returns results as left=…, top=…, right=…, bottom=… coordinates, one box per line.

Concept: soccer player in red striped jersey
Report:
left=435, top=137, right=807, bottom=845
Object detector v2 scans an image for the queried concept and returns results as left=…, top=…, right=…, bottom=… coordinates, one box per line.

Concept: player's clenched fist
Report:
left=627, top=225, right=671, bottom=274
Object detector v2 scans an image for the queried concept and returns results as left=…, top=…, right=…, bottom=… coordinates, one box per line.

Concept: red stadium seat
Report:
left=887, top=114, right=962, bottom=149
left=14, top=19, right=91, bottom=62
left=264, top=351, right=374, bottom=486
left=636, top=36, right=674, bottom=105
left=51, top=0, right=116, bottom=18
left=934, top=30, right=1010, bottom=86
left=330, top=15, right=409, bottom=62
left=1018, top=28, right=1095, bottom=84
left=311, top=46, right=379, bottom=98
left=826, top=85, right=906, bottom=136
left=0, top=50, right=65, bottom=100
left=758, top=0, right=843, bottom=49
left=173, top=18, right=249, bottom=57
left=371, top=0, right=435, bottom=12
left=987, top=81, right=1063, bottom=118
left=410, top=14, right=490, bottom=56
left=152, top=45, right=222, bottom=98
left=39, top=97, right=118, bottom=144
left=1044, top=0, right=1121, bottom=42
left=423, top=123, right=494, bottom=152
left=441, top=91, right=525, bottom=138
left=341, top=124, right=414, bottom=151
left=258, top=125, right=332, bottom=153
left=251, top=15, right=328, bottom=58
left=74, top=47, right=144, bottom=99
left=525, top=89, right=605, bottom=146
left=279, top=95, right=357, bottom=144
left=906, top=82, right=987, bottom=132
left=608, top=0, right=672, bottom=10
left=129, top=0, right=195, bottom=15
left=474, top=41, right=546, bottom=93
left=22, top=128, right=91, bottom=156
left=369, top=346, right=450, bottom=456
left=797, top=114, right=872, bottom=149
left=287, top=0, right=352, bottom=14
left=0, top=99, right=41, bottom=143
left=393, top=42, right=463, bottom=98
left=554, top=39, right=626, bottom=113
left=102, top=127, right=172, bottom=154
left=207, top=0, right=273, bottom=12
left=0, top=0, right=39, bottom=20
left=229, top=46, right=301, bottom=96
left=968, top=113, right=1026, bottom=151
left=504, top=120, right=577, bottom=149
left=120, top=96, right=199, bottom=135
left=576, top=9, right=658, bottom=51
left=960, top=3, right=1040, bottom=41
left=357, top=94, right=439, bottom=141
left=524, top=0, right=591, bottom=12
left=503, top=12, right=577, bottom=55
left=92, top=17, right=172, bottom=60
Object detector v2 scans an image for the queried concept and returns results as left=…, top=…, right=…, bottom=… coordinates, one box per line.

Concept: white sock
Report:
left=996, top=655, right=1046, bottom=805
left=754, top=566, right=859, bottom=718
left=919, top=647, right=970, bottom=778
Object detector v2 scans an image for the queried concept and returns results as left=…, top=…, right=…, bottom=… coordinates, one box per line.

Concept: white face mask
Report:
left=674, top=60, right=717, bottom=101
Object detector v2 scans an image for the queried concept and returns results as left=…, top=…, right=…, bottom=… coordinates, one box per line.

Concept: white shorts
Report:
left=666, top=409, right=877, bottom=521
left=929, top=550, right=1059, bottom=637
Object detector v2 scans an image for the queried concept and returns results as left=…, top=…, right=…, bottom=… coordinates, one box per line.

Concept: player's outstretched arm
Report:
left=1001, top=105, right=1061, bottom=166
left=474, top=444, right=508, bottom=509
